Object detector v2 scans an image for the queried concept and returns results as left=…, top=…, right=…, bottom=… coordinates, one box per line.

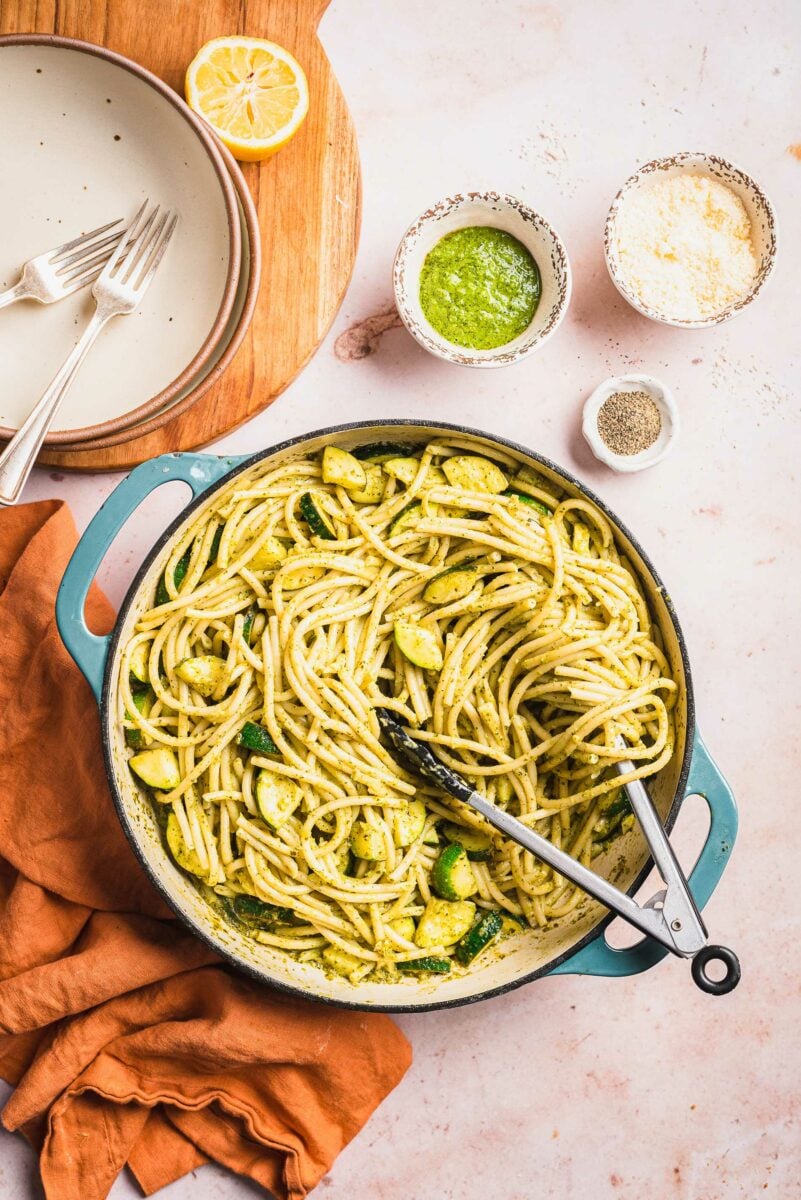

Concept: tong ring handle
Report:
left=691, top=944, right=741, bottom=995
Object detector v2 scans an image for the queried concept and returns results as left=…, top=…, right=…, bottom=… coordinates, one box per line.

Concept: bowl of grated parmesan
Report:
left=604, top=152, right=777, bottom=328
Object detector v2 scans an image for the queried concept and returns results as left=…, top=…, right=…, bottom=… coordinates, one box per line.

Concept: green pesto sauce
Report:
left=419, top=226, right=541, bottom=351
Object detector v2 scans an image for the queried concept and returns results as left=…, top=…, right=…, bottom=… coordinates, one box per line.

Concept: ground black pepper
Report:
left=597, top=390, right=661, bottom=455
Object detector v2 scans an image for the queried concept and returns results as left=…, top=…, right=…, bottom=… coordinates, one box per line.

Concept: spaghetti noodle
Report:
left=119, top=437, right=677, bottom=983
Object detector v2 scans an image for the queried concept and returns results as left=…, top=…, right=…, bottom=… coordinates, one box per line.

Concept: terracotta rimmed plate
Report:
left=59, top=139, right=261, bottom=454
left=0, top=34, right=240, bottom=443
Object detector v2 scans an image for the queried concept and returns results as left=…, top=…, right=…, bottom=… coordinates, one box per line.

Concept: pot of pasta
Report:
left=56, top=421, right=737, bottom=1011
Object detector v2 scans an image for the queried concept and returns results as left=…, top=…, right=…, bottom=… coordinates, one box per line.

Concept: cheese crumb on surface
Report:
left=614, top=173, right=758, bottom=321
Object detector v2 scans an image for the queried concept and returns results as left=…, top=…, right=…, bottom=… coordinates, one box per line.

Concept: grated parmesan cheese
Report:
left=613, top=173, right=758, bottom=320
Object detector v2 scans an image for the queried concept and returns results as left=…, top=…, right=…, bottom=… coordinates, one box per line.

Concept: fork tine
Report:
left=132, top=212, right=179, bottom=295
left=100, top=199, right=149, bottom=281
left=61, top=243, right=125, bottom=283
left=119, top=206, right=161, bottom=285
left=59, top=262, right=108, bottom=296
left=55, top=230, right=124, bottom=274
left=49, top=218, right=124, bottom=264
left=124, top=210, right=168, bottom=286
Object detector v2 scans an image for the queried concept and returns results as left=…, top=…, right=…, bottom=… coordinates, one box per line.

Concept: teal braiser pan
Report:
left=56, top=421, right=738, bottom=1012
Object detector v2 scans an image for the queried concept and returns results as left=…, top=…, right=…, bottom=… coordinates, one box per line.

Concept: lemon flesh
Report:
left=186, top=36, right=309, bottom=163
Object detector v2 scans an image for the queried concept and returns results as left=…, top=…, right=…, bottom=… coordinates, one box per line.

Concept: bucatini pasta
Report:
left=119, top=437, right=677, bottom=982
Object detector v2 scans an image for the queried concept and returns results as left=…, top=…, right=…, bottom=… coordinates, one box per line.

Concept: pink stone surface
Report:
left=2, top=1, right=800, bottom=1197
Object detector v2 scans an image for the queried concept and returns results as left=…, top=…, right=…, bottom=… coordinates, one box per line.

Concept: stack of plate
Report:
left=0, top=35, right=260, bottom=453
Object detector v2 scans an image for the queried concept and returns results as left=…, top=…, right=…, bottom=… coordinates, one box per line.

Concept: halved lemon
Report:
left=185, top=36, right=309, bottom=163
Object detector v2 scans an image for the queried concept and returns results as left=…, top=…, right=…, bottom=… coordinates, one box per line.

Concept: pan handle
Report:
left=548, top=732, right=738, bottom=984
left=56, top=452, right=244, bottom=700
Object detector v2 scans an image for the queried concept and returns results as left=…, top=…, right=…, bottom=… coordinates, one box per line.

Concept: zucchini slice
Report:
left=242, top=606, right=257, bottom=646
left=600, top=787, right=627, bottom=814
left=155, top=544, right=192, bottom=606
left=397, top=956, right=451, bottom=974
left=442, top=822, right=493, bottom=862
left=495, top=774, right=514, bottom=805
left=383, top=460, right=459, bottom=490
left=593, top=789, right=630, bottom=833
left=509, top=466, right=553, bottom=495
left=299, top=492, right=337, bottom=540
left=422, top=562, right=479, bottom=604
left=415, top=898, right=476, bottom=948
left=334, top=840, right=355, bottom=876
left=504, top=488, right=550, bottom=517
left=129, top=747, right=181, bottom=790
left=249, top=535, right=289, bottom=570
left=500, top=912, right=526, bottom=936
left=388, top=916, right=416, bottom=942
left=232, top=894, right=294, bottom=926
left=422, top=825, right=440, bottom=847
left=125, top=688, right=154, bottom=749
left=281, top=562, right=327, bottom=590
left=388, top=500, right=422, bottom=535
left=129, top=642, right=151, bottom=685
left=238, top=721, right=279, bottom=756
left=442, top=455, right=508, bottom=494
left=455, top=910, right=503, bottom=965
left=392, top=799, right=427, bottom=847
left=394, top=621, right=444, bottom=671
left=209, top=524, right=223, bottom=565
left=425, top=465, right=449, bottom=488
left=255, top=769, right=302, bottom=829
left=175, top=655, right=228, bottom=698
left=348, top=462, right=385, bottom=504
left=322, top=945, right=364, bottom=978
left=166, top=812, right=205, bottom=877
left=353, top=441, right=417, bottom=463
left=432, top=844, right=477, bottom=900
left=572, top=522, right=591, bottom=554
left=438, top=504, right=474, bottom=521
left=382, top=456, right=422, bottom=487
left=592, top=825, right=635, bottom=859
left=349, top=820, right=387, bottom=861
left=322, top=446, right=367, bottom=491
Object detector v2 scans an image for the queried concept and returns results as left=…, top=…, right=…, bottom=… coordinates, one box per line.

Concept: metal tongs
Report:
left=376, top=709, right=740, bottom=995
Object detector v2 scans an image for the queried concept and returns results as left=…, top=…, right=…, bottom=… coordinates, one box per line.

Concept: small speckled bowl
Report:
left=604, top=152, right=778, bottom=329
left=393, top=191, right=571, bottom=367
left=582, top=373, right=679, bottom=473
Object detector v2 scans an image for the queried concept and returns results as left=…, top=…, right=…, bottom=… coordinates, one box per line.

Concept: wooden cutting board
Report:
left=0, top=0, right=361, bottom=470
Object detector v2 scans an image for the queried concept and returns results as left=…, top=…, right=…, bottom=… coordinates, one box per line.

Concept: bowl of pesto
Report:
left=393, top=191, right=571, bottom=367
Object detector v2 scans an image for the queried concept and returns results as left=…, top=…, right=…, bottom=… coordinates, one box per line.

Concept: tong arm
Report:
left=614, top=757, right=707, bottom=955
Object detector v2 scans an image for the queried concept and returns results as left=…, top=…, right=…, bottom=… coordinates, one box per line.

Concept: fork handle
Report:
left=0, top=281, right=28, bottom=309
left=0, top=309, right=109, bottom=504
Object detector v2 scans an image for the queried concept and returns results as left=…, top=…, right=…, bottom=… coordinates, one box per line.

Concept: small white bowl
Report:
left=582, top=373, right=679, bottom=473
left=393, top=191, right=571, bottom=367
left=604, top=152, right=778, bottom=329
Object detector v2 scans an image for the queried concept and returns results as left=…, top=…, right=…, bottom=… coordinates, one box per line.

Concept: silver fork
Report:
left=0, top=219, right=125, bottom=308
left=0, top=201, right=179, bottom=506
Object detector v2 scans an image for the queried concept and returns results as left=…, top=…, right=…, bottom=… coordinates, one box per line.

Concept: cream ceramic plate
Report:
left=0, top=37, right=240, bottom=442
left=65, top=149, right=262, bottom=453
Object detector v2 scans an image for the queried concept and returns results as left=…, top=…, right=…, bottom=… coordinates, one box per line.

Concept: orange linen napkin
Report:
left=0, top=500, right=412, bottom=1200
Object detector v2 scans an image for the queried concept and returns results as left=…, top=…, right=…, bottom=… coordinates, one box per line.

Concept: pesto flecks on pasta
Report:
left=120, top=438, right=677, bottom=983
